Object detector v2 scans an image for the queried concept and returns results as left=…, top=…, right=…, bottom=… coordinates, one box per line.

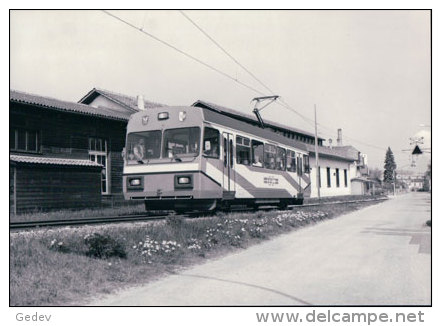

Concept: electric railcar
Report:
left=123, top=106, right=311, bottom=212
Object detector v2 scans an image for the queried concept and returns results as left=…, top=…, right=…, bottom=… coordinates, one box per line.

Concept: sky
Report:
left=9, top=10, right=432, bottom=172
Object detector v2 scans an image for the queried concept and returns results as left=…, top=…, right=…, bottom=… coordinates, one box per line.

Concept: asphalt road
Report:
left=91, top=192, right=431, bottom=306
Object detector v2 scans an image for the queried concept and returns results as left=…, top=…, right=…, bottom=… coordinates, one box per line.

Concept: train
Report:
left=122, top=105, right=311, bottom=212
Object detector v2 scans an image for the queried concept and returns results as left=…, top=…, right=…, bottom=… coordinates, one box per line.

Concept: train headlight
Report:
left=127, top=177, right=144, bottom=191
left=175, top=175, right=193, bottom=189
left=177, top=176, right=191, bottom=184
left=158, top=112, right=169, bottom=120
left=129, top=178, right=142, bottom=186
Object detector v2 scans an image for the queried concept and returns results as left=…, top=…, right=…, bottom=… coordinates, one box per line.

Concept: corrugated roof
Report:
left=10, top=90, right=130, bottom=121
left=10, top=154, right=102, bottom=167
left=79, top=88, right=167, bottom=111
left=193, top=100, right=322, bottom=140
left=305, top=144, right=360, bottom=162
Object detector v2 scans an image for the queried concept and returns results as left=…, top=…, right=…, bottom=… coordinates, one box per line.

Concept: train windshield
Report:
left=163, top=127, right=200, bottom=159
left=126, top=130, right=161, bottom=163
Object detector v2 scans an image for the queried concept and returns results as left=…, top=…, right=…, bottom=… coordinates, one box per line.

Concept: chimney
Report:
left=137, top=95, right=145, bottom=111
left=337, top=128, right=343, bottom=146
left=328, top=138, right=333, bottom=149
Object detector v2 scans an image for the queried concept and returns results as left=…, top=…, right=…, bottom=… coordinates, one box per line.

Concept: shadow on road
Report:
left=361, top=227, right=431, bottom=254
left=181, top=273, right=313, bottom=305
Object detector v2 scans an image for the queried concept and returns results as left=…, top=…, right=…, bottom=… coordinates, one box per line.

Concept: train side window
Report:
left=236, top=135, right=251, bottom=165
left=303, top=155, right=310, bottom=173
left=276, top=147, right=286, bottom=171
left=203, top=127, right=220, bottom=158
left=264, top=144, right=277, bottom=170
left=223, top=137, right=227, bottom=167
left=286, top=150, right=297, bottom=172
left=229, top=139, right=234, bottom=167
left=297, top=156, right=303, bottom=175
left=251, top=140, right=264, bottom=167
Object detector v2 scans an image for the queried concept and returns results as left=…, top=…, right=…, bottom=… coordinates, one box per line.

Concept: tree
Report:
left=369, top=168, right=383, bottom=182
left=383, top=147, right=397, bottom=184
left=423, top=162, right=432, bottom=191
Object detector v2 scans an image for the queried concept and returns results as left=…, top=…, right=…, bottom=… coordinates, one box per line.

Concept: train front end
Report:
left=123, top=106, right=219, bottom=212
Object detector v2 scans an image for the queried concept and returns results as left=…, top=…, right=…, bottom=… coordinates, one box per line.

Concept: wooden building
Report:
left=9, top=89, right=165, bottom=213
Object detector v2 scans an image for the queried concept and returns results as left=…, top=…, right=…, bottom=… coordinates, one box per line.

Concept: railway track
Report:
left=10, top=197, right=388, bottom=230
left=9, top=214, right=173, bottom=230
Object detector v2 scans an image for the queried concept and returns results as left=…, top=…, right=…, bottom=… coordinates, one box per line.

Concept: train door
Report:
left=297, top=155, right=303, bottom=192
left=222, top=132, right=236, bottom=199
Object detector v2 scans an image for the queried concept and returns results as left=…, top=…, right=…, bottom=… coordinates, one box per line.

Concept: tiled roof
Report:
left=10, top=90, right=130, bottom=121
left=79, top=88, right=167, bottom=111
left=193, top=100, right=322, bottom=140
left=10, top=154, right=102, bottom=167
left=306, top=144, right=360, bottom=161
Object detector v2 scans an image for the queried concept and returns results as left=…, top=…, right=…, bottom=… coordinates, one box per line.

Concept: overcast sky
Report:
left=10, top=10, right=431, bottom=172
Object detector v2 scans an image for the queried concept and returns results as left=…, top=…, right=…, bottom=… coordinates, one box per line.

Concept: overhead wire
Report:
left=178, top=11, right=390, bottom=153
left=101, top=10, right=266, bottom=97
left=104, top=10, right=391, bottom=154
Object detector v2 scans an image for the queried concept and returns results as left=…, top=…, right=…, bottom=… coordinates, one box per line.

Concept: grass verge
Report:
left=10, top=199, right=385, bottom=306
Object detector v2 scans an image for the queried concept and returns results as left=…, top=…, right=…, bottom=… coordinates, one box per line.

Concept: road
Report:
left=91, top=192, right=431, bottom=306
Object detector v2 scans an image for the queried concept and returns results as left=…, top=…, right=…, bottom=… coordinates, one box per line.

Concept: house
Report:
left=9, top=89, right=165, bottom=213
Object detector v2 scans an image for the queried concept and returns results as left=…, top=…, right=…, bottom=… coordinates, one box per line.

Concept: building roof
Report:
left=79, top=88, right=167, bottom=111
left=10, top=154, right=102, bottom=167
left=193, top=100, right=322, bottom=140
left=10, top=90, right=130, bottom=121
left=351, top=177, right=374, bottom=183
left=305, top=144, right=360, bottom=162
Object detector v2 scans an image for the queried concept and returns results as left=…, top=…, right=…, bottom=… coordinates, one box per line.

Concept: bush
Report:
left=84, top=233, right=127, bottom=259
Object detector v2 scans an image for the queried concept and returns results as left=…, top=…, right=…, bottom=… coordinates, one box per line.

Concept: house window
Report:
left=10, top=128, right=40, bottom=153
left=89, top=137, right=109, bottom=194
left=336, top=168, right=340, bottom=187
left=327, top=167, right=331, bottom=187
left=344, top=169, right=348, bottom=187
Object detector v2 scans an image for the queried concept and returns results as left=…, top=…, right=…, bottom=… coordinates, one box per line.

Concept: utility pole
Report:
left=314, top=104, right=320, bottom=200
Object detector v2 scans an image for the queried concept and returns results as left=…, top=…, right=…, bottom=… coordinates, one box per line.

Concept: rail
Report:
left=10, top=197, right=388, bottom=230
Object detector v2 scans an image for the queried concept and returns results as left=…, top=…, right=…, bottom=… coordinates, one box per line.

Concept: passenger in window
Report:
left=269, top=157, right=276, bottom=170
left=134, top=138, right=145, bottom=162
left=253, top=152, right=263, bottom=167
left=276, top=156, right=285, bottom=170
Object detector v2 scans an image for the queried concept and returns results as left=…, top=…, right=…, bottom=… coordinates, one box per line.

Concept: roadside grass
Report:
left=10, top=203, right=148, bottom=223
left=10, top=199, right=386, bottom=306
left=10, top=194, right=384, bottom=223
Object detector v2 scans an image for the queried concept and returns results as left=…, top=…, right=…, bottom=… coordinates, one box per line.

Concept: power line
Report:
left=101, top=10, right=266, bottom=97
left=179, top=10, right=276, bottom=96
left=178, top=11, right=317, bottom=128
left=103, top=10, right=393, bottom=154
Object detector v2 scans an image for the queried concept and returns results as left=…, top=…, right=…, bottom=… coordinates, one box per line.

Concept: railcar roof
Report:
left=201, top=107, right=309, bottom=152
left=193, top=100, right=323, bottom=141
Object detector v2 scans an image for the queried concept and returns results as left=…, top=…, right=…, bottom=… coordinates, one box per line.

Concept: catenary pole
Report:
left=314, top=105, right=321, bottom=200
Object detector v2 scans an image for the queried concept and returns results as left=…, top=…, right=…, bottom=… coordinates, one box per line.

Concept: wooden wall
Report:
left=14, top=165, right=102, bottom=213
